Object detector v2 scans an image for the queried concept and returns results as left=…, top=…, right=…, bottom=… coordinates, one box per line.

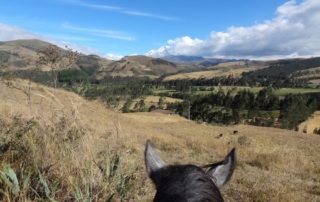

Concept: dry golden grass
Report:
left=297, top=111, right=320, bottom=134
left=0, top=78, right=319, bottom=201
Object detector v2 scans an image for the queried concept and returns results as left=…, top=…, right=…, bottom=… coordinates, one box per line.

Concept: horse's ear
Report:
left=205, top=148, right=236, bottom=189
left=145, top=140, right=166, bottom=177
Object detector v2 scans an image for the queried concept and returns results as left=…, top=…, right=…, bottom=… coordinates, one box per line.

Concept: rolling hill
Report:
left=0, top=39, right=53, bottom=70
left=0, top=40, right=185, bottom=79
left=291, top=66, right=320, bottom=85
left=2, top=39, right=320, bottom=84
left=163, top=60, right=267, bottom=81
left=96, top=55, right=181, bottom=79
left=163, top=57, right=320, bottom=84
left=0, top=39, right=113, bottom=73
left=162, top=55, right=234, bottom=67
left=244, top=57, right=320, bottom=79
left=0, top=78, right=319, bottom=201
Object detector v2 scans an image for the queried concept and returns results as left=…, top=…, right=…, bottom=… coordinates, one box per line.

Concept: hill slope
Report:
left=0, top=39, right=113, bottom=73
left=0, top=39, right=53, bottom=70
left=244, top=57, right=320, bottom=79
left=96, top=55, right=180, bottom=79
left=162, top=55, right=232, bottom=66
left=163, top=60, right=267, bottom=81
left=0, top=78, right=319, bottom=201
left=0, top=40, right=184, bottom=78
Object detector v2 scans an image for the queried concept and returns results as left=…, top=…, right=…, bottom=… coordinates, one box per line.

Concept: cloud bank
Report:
left=147, top=0, right=320, bottom=59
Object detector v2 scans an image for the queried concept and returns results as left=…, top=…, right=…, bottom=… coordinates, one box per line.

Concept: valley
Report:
left=2, top=0, right=320, bottom=201
left=0, top=39, right=320, bottom=201
left=0, top=78, right=319, bottom=201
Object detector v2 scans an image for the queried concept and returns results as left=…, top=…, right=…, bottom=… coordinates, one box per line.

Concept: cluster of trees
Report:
left=121, top=96, right=166, bottom=113
left=122, top=99, right=147, bottom=113
left=158, top=75, right=311, bottom=89
left=74, top=77, right=151, bottom=107
left=242, top=57, right=320, bottom=87
left=280, top=94, right=319, bottom=129
left=170, top=87, right=319, bottom=129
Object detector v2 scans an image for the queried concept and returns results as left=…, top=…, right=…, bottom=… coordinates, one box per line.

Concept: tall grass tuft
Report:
left=0, top=116, right=135, bottom=201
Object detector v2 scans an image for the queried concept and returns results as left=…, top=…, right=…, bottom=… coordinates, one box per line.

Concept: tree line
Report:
left=169, top=87, right=320, bottom=129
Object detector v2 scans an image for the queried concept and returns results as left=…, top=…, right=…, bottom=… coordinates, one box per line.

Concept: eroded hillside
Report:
left=0, top=78, right=319, bottom=201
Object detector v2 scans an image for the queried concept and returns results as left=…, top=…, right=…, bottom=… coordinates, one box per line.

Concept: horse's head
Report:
left=145, top=140, right=236, bottom=202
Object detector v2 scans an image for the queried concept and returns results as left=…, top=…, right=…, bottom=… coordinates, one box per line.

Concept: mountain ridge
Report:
left=1, top=39, right=320, bottom=83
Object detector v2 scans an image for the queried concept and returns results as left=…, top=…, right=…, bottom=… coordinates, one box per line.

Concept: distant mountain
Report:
left=162, top=55, right=234, bottom=66
left=162, top=55, right=206, bottom=63
left=2, top=39, right=319, bottom=82
left=96, top=55, right=181, bottom=79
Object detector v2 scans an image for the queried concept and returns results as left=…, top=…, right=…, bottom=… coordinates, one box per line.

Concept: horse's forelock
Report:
left=153, top=165, right=223, bottom=202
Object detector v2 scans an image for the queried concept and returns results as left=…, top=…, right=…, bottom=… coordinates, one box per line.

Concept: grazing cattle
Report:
left=144, top=140, right=236, bottom=202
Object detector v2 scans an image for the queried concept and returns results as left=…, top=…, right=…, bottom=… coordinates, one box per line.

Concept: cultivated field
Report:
left=0, top=78, right=319, bottom=201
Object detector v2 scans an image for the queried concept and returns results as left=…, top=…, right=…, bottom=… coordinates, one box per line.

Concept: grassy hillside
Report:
left=96, top=55, right=180, bottom=79
left=0, top=40, right=183, bottom=79
left=242, top=58, right=320, bottom=86
left=163, top=61, right=266, bottom=81
left=0, top=39, right=112, bottom=75
left=0, top=78, right=319, bottom=201
left=291, top=66, right=320, bottom=85
left=0, top=39, right=52, bottom=70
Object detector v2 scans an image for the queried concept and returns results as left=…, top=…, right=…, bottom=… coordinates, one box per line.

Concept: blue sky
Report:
left=1, top=0, right=319, bottom=59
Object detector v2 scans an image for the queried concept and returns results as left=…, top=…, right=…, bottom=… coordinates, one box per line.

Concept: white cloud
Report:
left=104, top=53, right=123, bottom=60
left=147, top=36, right=204, bottom=57
left=0, top=23, right=39, bottom=41
left=122, top=11, right=177, bottom=21
left=58, top=0, right=177, bottom=21
left=62, top=23, right=135, bottom=41
left=147, top=0, right=320, bottom=59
